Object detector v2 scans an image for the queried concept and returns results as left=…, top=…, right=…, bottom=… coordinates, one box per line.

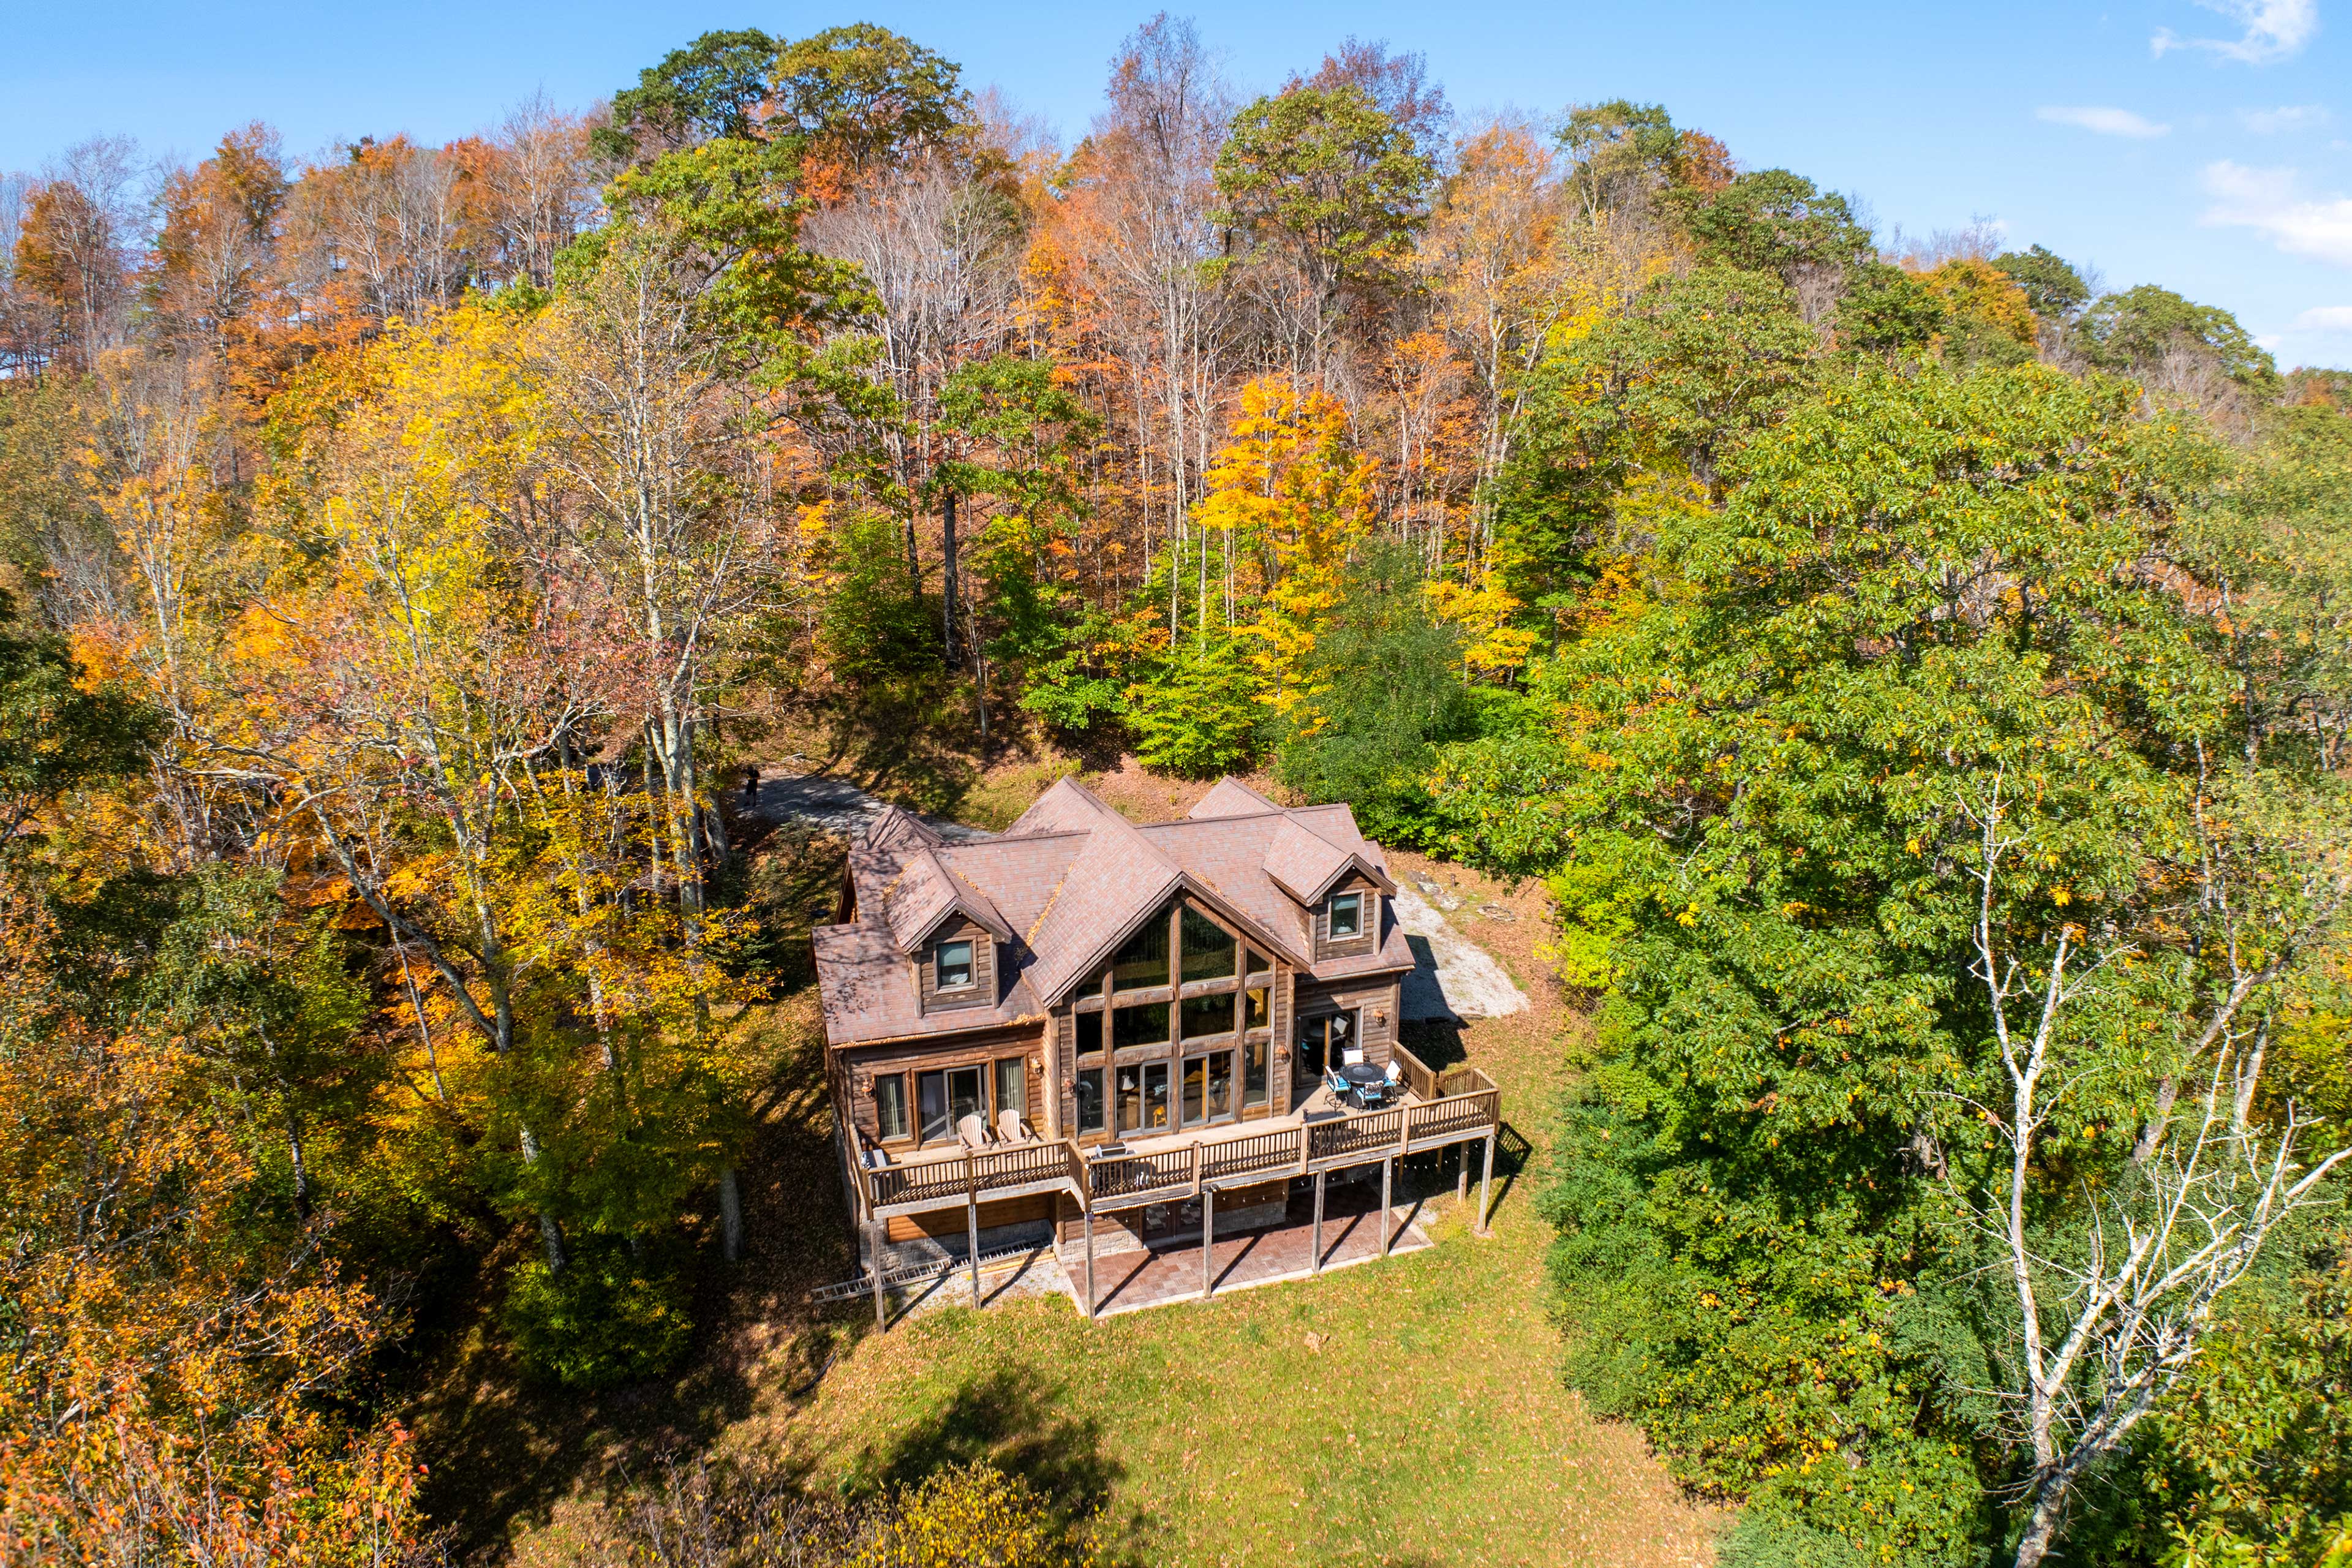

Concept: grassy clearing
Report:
left=421, top=818, right=1720, bottom=1567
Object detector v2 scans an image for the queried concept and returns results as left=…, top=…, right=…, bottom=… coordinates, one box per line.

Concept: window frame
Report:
left=873, top=1071, right=910, bottom=1142
left=993, top=1055, right=1027, bottom=1130
left=907, top=1057, right=1032, bottom=1148
left=1327, top=891, right=1363, bottom=940
left=1071, top=902, right=1282, bottom=1140
left=1074, top=1065, right=1107, bottom=1135
left=1112, top=1000, right=1171, bottom=1051
left=933, top=937, right=978, bottom=992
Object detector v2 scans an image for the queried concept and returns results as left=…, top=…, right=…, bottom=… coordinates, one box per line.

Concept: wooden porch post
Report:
left=1456, top=1140, right=1469, bottom=1202
left=1082, top=1204, right=1096, bottom=1320
left=869, top=1219, right=887, bottom=1331
left=1201, top=1187, right=1215, bottom=1299
left=1380, top=1157, right=1393, bottom=1258
left=1477, top=1129, right=1497, bottom=1236
left=1311, top=1169, right=1325, bottom=1275
left=966, top=1166, right=982, bottom=1308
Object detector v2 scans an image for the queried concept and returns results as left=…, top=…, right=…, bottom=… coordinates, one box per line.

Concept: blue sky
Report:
left=5, top=0, right=2350, bottom=366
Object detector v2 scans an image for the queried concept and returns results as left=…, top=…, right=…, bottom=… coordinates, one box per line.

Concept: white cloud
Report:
left=2295, top=304, right=2352, bottom=330
left=2240, top=104, right=2332, bottom=132
left=2037, top=105, right=2172, bottom=138
left=2152, top=0, right=2320, bottom=63
left=2201, top=161, right=2352, bottom=266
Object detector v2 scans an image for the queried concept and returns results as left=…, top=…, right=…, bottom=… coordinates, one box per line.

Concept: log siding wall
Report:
left=1295, top=976, right=1402, bottom=1068
left=843, top=1023, right=1046, bottom=1151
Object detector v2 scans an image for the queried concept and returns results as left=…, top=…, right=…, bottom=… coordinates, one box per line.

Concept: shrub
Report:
left=1123, top=638, right=1265, bottom=777
left=853, top=1463, right=1094, bottom=1568
left=502, top=1243, right=692, bottom=1390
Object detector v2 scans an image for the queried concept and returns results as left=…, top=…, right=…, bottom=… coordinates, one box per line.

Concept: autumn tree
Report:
left=11, top=137, right=143, bottom=373
left=1061, top=13, right=1235, bottom=633
left=1215, top=83, right=1434, bottom=375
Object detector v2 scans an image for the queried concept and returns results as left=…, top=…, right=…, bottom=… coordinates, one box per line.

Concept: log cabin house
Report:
left=812, top=775, right=1501, bottom=1321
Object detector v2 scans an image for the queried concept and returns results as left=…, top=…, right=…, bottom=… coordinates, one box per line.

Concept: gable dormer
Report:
left=1314, top=876, right=1380, bottom=962
left=918, top=918, right=997, bottom=1014
left=875, top=842, right=1012, bottom=1016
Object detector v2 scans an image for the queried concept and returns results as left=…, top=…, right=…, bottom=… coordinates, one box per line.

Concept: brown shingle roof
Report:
left=814, top=777, right=1410, bottom=1047
left=1187, top=777, right=1284, bottom=819
left=878, top=845, right=1013, bottom=951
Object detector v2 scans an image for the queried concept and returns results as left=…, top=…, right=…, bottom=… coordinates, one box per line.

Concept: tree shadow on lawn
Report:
left=843, top=1365, right=1149, bottom=1550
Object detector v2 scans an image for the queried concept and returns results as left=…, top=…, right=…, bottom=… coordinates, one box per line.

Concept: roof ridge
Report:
left=1051, top=775, right=1185, bottom=872
left=1138, top=809, right=1286, bottom=830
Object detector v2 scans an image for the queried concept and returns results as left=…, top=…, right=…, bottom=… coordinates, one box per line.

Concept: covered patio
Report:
left=1071, top=1175, right=1435, bottom=1317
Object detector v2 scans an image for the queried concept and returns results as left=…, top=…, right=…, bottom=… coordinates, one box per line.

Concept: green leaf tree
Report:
left=1214, top=85, right=1434, bottom=365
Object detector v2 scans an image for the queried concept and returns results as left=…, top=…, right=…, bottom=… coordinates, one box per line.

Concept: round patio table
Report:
left=1340, top=1062, right=1388, bottom=1093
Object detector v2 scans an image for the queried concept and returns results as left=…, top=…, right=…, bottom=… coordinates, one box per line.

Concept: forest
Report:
left=2, top=14, right=2349, bottom=1568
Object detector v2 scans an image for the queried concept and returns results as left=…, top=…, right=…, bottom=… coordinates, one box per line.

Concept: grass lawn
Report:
left=421, top=805, right=1722, bottom=1567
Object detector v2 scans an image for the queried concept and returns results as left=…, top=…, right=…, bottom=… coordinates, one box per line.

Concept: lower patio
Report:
left=1075, top=1176, right=1435, bottom=1317
left=876, top=1172, right=1444, bottom=1324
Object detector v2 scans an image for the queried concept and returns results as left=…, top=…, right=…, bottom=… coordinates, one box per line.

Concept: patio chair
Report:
left=956, top=1113, right=992, bottom=1150
left=1341, top=1045, right=1366, bottom=1068
left=1323, top=1068, right=1351, bottom=1102
left=997, top=1109, right=1035, bottom=1142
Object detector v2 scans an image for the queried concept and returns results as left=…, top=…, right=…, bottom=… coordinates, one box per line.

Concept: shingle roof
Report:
left=814, top=777, right=1410, bottom=1047
left=1188, top=777, right=1284, bottom=820
left=878, top=845, right=1012, bottom=951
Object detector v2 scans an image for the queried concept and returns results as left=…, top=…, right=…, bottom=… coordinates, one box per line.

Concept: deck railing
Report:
left=1200, top=1127, right=1301, bottom=1185
left=1310, top=1107, right=1403, bottom=1164
left=1088, top=1143, right=1197, bottom=1202
left=859, top=1130, right=1084, bottom=1214
left=850, top=1048, right=1500, bottom=1219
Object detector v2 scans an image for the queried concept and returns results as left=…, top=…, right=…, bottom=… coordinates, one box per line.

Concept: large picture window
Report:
left=1181, top=1055, right=1207, bottom=1124
left=1181, top=992, right=1234, bottom=1041
left=1180, top=907, right=1235, bottom=981
left=1111, top=917, right=1169, bottom=990
left=1176, top=1051, right=1237, bottom=1126
left=1116, top=1061, right=1170, bottom=1133
left=1112, top=1000, right=1169, bottom=1049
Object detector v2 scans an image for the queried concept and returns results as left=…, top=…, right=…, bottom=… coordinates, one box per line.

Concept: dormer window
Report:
left=1329, top=892, right=1363, bottom=940
left=935, top=939, right=976, bottom=990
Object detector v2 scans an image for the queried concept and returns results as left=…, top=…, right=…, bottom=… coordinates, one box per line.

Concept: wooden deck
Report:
left=849, top=1045, right=1499, bottom=1222
left=843, top=1044, right=1500, bottom=1328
